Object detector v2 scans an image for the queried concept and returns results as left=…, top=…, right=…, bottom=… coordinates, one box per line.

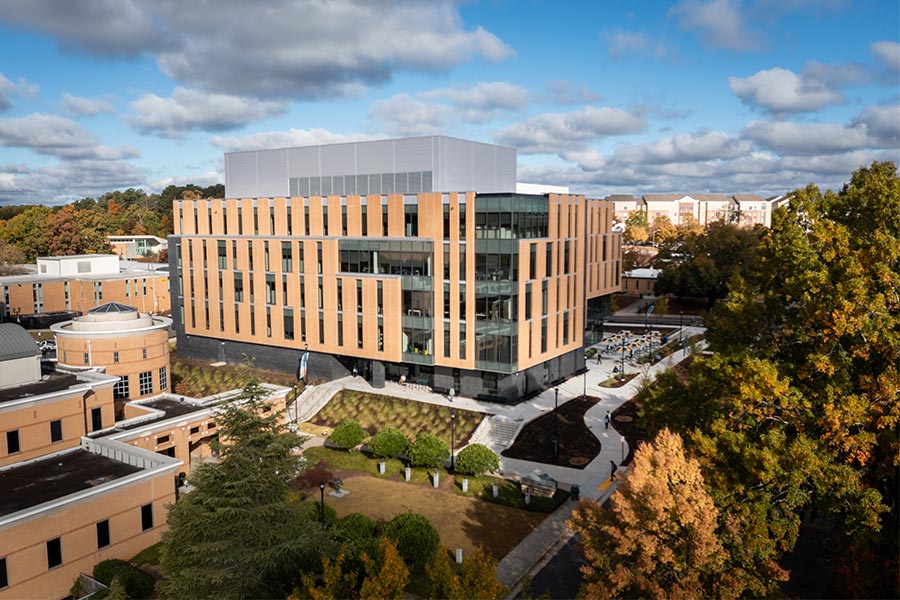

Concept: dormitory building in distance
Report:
left=170, top=136, right=622, bottom=402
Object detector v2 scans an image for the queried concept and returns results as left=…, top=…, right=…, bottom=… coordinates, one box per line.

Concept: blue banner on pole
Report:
left=297, top=351, right=309, bottom=380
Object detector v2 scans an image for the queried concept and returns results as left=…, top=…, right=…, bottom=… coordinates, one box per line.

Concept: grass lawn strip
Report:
left=319, top=474, right=547, bottom=561
left=308, top=389, right=485, bottom=446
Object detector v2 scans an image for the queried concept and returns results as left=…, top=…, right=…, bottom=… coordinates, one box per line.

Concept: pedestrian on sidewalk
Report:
left=604, top=411, right=610, bottom=430
left=609, top=460, right=617, bottom=481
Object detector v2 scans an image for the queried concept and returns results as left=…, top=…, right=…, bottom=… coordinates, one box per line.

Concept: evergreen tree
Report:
left=159, top=381, right=332, bottom=599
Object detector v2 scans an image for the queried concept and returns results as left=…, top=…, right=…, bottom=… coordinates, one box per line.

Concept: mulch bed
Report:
left=610, top=399, right=649, bottom=465
left=501, top=396, right=602, bottom=468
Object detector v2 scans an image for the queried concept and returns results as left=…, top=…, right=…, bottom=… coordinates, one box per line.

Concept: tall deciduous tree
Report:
left=0, top=205, right=51, bottom=260
left=570, top=429, right=734, bottom=600
left=159, top=381, right=330, bottom=600
left=654, top=221, right=763, bottom=303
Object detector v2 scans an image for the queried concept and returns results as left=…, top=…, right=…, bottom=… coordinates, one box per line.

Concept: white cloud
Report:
left=545, top=81, right=602, bottom=105
left=368, top=94, right=456, bottom=137
left=742, top=120, right=871, bottom=155
left=0, top=159, right=147, bottom=205
left=61, top=93, right=115, bottom=117
left=0, top=113, right=138, bottom=160
left=368, top=81, right=528, bottom=136
left=149, top=171, right=222, bottom=192
left=211, top=128, right=380, bottom=153
left=0, top=73, right=38, bottom=111
left=729, top=67, right=844, bottom=114
left=494, top=106, right=645, bottom=154
left=128, top=87, right=289, bottom=137
left=669, top=0, right=761, bottom=51
left=872, top=41, right=900, bottom=73
left=612, top=130, right=752, bottom=164
left=419, top=82, right=527, bottom=111
left=852, top=104, right=900, bottom=145
left=604, top=29, right=666, bottom=59
left=0, top=1, right=513, bottom=100
left=802, top=61, right=873, bottom=88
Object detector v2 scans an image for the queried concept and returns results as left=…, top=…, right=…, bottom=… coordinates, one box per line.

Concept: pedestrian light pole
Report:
left=319, top=482, right=326, bottom=528
left=553, top=387, right=559, bottom=462
left=680, top=311, right=684, bottom=348
left=450, top=412, right=457, bottom=472
left=620, top=343, right=626, bottom=380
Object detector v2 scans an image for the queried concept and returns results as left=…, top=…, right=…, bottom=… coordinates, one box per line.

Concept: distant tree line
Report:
left=0, top=184, right=223, bottom=262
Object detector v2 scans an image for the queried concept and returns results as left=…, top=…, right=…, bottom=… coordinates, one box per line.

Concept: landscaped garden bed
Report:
left=307, top=390, right=485, bottom=445
left=170, top=355, right=297, bottom=397
left=501, top=396, right=602, bottom=467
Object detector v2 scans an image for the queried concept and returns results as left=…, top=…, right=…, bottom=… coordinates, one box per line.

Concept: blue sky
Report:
left=0, top=0, right=897, bottom=205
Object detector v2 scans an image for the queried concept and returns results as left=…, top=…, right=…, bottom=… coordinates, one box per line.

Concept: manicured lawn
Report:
left=129, top=542, right=162, bottom=566
left=315, top=474, right=551, bottom=561
left=303, top=446, right=568, bottom=512
left=307, top=390, right=486, bottom=445
left=598, top=373, right=639, bottom=388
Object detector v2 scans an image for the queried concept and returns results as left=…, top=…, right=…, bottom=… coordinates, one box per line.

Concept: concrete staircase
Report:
left=470, top=415, right=522, bottom=452
left=291, top=383, right=340, bottom=423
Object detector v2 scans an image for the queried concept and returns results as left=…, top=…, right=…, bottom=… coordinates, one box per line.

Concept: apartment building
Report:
left=611, top=193, right=778, bottom=228
left=0, top=255, right=170, bottom=324
left=171, top=136, right=621, bottom=403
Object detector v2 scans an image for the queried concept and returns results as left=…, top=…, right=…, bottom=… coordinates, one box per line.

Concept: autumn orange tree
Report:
left=424, top=548, right=507, bottom=600
left=570, top=429, right=735, bottom=599
left=293, top=538, right=409, bottom=600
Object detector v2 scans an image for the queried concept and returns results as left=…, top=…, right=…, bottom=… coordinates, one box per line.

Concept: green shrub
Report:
left=335, top=512, right=377, bottom=542
left=382, top=512, right=441, bottom=567
left=92, top=559, right=155, bottom=599
left=328, top=419, right=367, bottom=449
left=407, top=433, right=450, bottom=468
left=368, top=428, right=409, bottom=458
left=298, top=499, right=337, bottom=525
left=455, top=444, right=500, bottom=475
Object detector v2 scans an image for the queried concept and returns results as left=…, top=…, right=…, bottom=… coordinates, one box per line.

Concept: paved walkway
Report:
left=293, top=323, right=705, bottom=593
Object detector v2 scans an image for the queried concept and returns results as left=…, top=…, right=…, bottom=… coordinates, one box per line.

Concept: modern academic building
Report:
left=170, top=136, right=621, bottom=402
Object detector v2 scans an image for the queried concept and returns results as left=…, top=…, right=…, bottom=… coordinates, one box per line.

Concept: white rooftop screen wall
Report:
left=224, top=135, right=517, bottom=198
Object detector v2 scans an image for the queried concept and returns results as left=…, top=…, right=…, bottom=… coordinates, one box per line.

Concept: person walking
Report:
left=609, top=460, right=617, bottom=481
left=604, top=411, right=610, bottom=430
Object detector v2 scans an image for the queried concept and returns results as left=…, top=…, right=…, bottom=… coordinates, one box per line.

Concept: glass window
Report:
left=114, top=377, right=129, bottom=400
left=97, top=520, right=110, bottom=549
left=47, top=538, right=62, bottom=569
left=139, top=371, right=153, bottom=395
left=141, top=504, right=153, bottom=531
left=159, top=367, right=168, bottom=390
left=6, top=430, right=19, bottom=454
left=50, top=420, right=62, bottom=443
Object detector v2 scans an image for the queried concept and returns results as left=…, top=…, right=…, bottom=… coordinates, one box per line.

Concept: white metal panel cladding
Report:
left=224, top=151, right=259, bottom=198
left=256, top=148, right=289, bottom=197
left=224, top=136, right=517, bottom=197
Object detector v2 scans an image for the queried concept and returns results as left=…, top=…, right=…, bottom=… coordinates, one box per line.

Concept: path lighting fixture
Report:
left=553, top=387, right=560, bottom=462
left=450, top=412, right=457, bottom=472
left=319, top=482, right=326, bottom=528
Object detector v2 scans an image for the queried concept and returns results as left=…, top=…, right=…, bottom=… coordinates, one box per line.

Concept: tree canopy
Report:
left=159, top=381, right=332, bottom=600
left=654, top=220, right=763, bottom=303
left=639, top=162, right=899, bottom=597
left=571, top=429, right=735, bottom=599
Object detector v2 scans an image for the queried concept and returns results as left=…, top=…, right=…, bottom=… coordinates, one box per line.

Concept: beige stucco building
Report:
left=0, top=255, right=170, bottom=324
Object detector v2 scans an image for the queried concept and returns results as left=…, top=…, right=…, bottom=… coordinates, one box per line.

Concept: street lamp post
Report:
left=680, top=311, right=684, bottom=348
left=620, top=342, right=626, bottom=380
left=620, top=436, right=626, bottom=462
left=319, top=482, right=326, bottom=528
left=450, top=413, right=456, bottom=472
left=553, top=387, right=559, bottom=462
